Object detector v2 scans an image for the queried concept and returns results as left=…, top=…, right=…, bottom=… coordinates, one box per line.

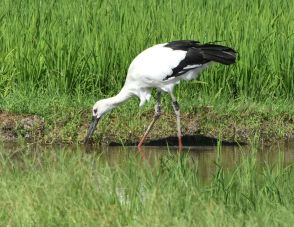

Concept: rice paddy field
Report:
left=0, top=0, right=293, bottom=115
left=0, top=0, right=294, bottom=226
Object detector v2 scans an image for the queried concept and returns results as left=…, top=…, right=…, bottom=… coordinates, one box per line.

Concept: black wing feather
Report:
left=163, top=40, right=236, bottom=80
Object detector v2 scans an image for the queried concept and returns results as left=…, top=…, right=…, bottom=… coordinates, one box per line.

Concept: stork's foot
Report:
left=137, top=140, right=144, bottom=150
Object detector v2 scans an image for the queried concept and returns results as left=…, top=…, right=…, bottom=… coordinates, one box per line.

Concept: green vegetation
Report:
left=0, top=144, right=293, bottom=226
left=0, top=1, right=293, bottom=225
left=0, top=0, right=293, bottom=142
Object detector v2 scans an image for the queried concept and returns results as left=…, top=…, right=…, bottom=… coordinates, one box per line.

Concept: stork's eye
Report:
left=93, top=109, right=97, bottom=114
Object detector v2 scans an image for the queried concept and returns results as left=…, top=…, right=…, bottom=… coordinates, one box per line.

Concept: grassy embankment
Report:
left=0, top=0, right=294, bottom=143
left=0, top=143, right=293, bottom=226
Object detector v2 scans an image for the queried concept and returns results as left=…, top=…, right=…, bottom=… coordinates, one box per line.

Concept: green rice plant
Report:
left=0, top=0, right=293, bottom=108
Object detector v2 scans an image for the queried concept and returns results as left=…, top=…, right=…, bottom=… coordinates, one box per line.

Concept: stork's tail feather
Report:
left=200, top=44, right=237, bottom=65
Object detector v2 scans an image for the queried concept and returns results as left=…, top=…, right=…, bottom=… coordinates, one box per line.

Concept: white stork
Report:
left=84, top=40, right=236, bottom=149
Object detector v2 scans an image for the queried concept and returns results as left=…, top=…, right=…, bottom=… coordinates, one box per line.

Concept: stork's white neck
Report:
left=100, top=87, right=133, bottom=114
left=110, top=89, right=132, bottom=106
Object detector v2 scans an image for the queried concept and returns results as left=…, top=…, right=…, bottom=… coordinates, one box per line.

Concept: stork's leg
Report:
left=170, top=93, right=183, bottom=150
left=138, top=92, right=161, bottom=149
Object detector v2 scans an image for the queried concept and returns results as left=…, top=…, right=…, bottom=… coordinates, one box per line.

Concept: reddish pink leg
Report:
left=138, top=92, right=161, bottom=150
left=171, top=93, right=183, bottom=151
left=178, top=135, right=183, bottom=151
left=137, top=114, right=160, bottom=149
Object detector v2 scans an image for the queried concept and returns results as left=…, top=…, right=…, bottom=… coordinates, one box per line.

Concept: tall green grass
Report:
left=0, top=0, right=293, bottom=112
left=0, top=144, right=293, bottom=226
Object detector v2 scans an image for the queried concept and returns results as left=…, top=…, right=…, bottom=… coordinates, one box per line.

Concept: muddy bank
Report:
left=0, top=111, right=45, bottom=142
left=0, top=108, right=294, bottom=145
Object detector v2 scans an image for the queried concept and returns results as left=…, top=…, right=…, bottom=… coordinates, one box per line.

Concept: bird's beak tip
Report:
left=84, top=116, right=100, bottom=144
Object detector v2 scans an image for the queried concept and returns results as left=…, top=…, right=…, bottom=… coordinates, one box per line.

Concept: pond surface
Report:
left=1, top=141, right=294, bottom=180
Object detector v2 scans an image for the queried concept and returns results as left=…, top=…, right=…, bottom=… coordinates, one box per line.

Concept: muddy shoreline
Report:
left=1, top=109, right=294, bottom=146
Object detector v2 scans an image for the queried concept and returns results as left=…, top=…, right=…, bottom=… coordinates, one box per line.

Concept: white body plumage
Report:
left=125, top=43, right=208, bottom=106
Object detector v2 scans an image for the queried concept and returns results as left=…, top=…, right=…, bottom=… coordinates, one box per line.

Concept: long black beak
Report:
left=84, top=116, right=100, bottom=144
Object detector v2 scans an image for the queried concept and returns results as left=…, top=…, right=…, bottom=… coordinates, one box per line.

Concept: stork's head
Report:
left=84, top=90, right=132, bottom=144
left=84, top=100, right=111, bottom=144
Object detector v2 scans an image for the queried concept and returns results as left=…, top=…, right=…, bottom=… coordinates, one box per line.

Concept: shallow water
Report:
left=101, top=143, right=294, bottom=180
left=1, top=141, right=294, bottom=180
